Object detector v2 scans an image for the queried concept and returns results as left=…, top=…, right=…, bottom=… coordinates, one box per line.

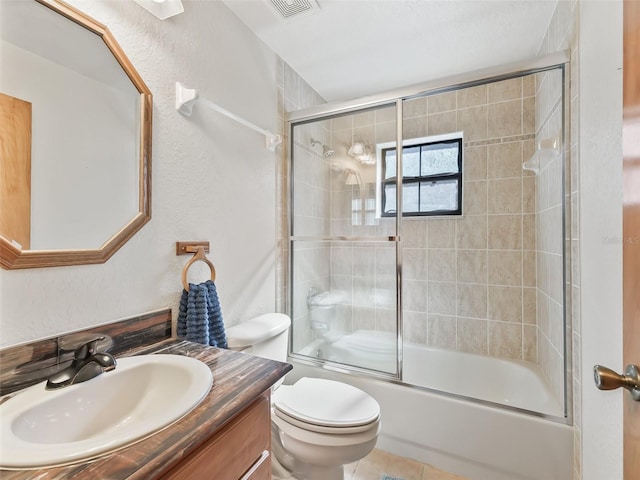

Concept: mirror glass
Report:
left=0, top=0, right=151, bottom=268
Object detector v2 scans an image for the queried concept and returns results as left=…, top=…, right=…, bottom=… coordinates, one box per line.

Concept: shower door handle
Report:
left=593, top=364, right=640, bottom=401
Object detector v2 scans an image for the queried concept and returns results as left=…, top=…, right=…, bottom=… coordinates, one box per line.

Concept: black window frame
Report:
left=380, top=136, right=463, bottom=217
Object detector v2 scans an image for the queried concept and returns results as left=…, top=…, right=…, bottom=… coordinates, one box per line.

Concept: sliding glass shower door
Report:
left=286, top=59, right=571, bottom=419
left=288, top=104, right=401, bottom=376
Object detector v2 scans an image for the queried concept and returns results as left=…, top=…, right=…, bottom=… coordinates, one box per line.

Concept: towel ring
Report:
left=182, top=246, right=216, bottom=291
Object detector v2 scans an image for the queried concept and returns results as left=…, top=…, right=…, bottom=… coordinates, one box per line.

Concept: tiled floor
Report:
left=345, top=449, right=469, bottom=480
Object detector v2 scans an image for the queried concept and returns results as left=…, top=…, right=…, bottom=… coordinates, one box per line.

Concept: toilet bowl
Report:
left=272, top=377, right=380, bottom=480
left=226, top=314, right=381, bottom=480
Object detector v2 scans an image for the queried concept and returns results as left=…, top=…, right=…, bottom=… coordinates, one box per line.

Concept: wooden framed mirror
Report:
left=0, top=0, right=152, bottom=269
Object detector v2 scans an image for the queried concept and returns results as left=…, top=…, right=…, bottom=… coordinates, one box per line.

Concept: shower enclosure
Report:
left=286, top=53, right=571, bottom=421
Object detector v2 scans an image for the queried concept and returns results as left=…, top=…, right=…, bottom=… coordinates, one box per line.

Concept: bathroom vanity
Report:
left=0, top=310, right=292, bottom=479
left=160, top=391, right=272, bottom=480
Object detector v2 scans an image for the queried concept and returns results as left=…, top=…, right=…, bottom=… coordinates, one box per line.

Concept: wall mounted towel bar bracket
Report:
left=175, top=82, right=282, bottom=152
left=176, top=241, right=210, bottom=255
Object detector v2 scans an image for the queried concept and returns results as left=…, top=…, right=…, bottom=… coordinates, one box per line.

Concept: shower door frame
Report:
left=286, top=99, right=405, bottom=382
left=285, top=50, right=573, bottom=424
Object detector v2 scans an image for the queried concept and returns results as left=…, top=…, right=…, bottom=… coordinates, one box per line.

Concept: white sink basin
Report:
left=0, top=354, right=213, bottom=469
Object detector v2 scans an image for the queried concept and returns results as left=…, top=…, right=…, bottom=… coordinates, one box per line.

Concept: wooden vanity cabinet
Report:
left=160, top=392, right=272, bottom=480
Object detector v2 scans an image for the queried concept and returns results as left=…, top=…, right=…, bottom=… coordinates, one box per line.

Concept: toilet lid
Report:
left=274, top=377, right=380, bottom=428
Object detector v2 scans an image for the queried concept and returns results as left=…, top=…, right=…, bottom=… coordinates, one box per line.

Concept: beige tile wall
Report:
left=327, top=77, right=539, bottom=363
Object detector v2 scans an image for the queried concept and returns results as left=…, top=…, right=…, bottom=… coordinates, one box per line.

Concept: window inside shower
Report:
left=378, top=132, right=463, bottom=217
left=286, top=64, right=571, bottom=421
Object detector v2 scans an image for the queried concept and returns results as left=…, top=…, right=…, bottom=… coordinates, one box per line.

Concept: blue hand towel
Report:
left=177, top=280, right=227, bottom=348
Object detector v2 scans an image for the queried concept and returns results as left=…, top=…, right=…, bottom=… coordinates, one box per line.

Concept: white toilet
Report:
left=226, top=313, right=381, bottom=480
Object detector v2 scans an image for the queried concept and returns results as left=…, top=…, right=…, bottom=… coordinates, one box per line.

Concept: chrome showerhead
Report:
left=310, top=138, right=335, bottom=158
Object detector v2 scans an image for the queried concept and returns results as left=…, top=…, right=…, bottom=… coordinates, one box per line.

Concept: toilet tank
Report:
left=226, top=313, right=290, bottom=363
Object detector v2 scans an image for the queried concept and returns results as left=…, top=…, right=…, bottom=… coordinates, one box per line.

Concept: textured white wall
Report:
left=0, top=0, right=280, bottom=347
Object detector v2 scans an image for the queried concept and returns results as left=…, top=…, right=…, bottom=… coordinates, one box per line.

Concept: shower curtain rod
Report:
left=175, top=82, right=282, bottom=152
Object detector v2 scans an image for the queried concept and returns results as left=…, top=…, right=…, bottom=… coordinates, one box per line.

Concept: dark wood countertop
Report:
left=0, top=339, right=292, bottom=479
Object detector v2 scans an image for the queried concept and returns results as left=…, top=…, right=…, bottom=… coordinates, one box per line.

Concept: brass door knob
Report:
left=593, top=364, right=640, bottom=401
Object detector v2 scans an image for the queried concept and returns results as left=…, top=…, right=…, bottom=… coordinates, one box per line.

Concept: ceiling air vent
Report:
left=268, top=0, right=320, bottom=19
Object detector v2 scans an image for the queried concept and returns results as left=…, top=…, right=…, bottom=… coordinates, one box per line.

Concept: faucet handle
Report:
left=73, top=337, right=106, bottom=360
left=59, top=332, right=113, bottom=355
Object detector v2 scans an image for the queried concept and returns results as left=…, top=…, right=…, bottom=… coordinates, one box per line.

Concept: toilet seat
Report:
left=273, top=377, right=380, bottom=434
left=275, top=408, right=379, bottom=434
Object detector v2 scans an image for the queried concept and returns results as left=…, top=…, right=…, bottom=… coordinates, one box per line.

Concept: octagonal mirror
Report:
left=0, top=0, right=152, bottom=269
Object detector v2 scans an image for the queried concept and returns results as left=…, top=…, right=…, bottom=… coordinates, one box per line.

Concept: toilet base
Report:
left=271, top=424, right=345, bottom=480
left=271, top=450, right=344, bottom=480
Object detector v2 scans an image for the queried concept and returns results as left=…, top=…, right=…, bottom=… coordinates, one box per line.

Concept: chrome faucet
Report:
left=45, top=337, right=116, bottom=390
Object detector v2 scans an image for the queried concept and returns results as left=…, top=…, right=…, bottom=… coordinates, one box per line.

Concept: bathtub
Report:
left=291, top=334, right=573, bottom=480
left=308, top=330, right=564, bottom=416
left=402, top=343, right=565, bottom=417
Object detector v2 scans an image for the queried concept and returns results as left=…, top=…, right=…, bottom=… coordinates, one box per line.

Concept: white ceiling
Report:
left=222, top=0, right=559, bottom=103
